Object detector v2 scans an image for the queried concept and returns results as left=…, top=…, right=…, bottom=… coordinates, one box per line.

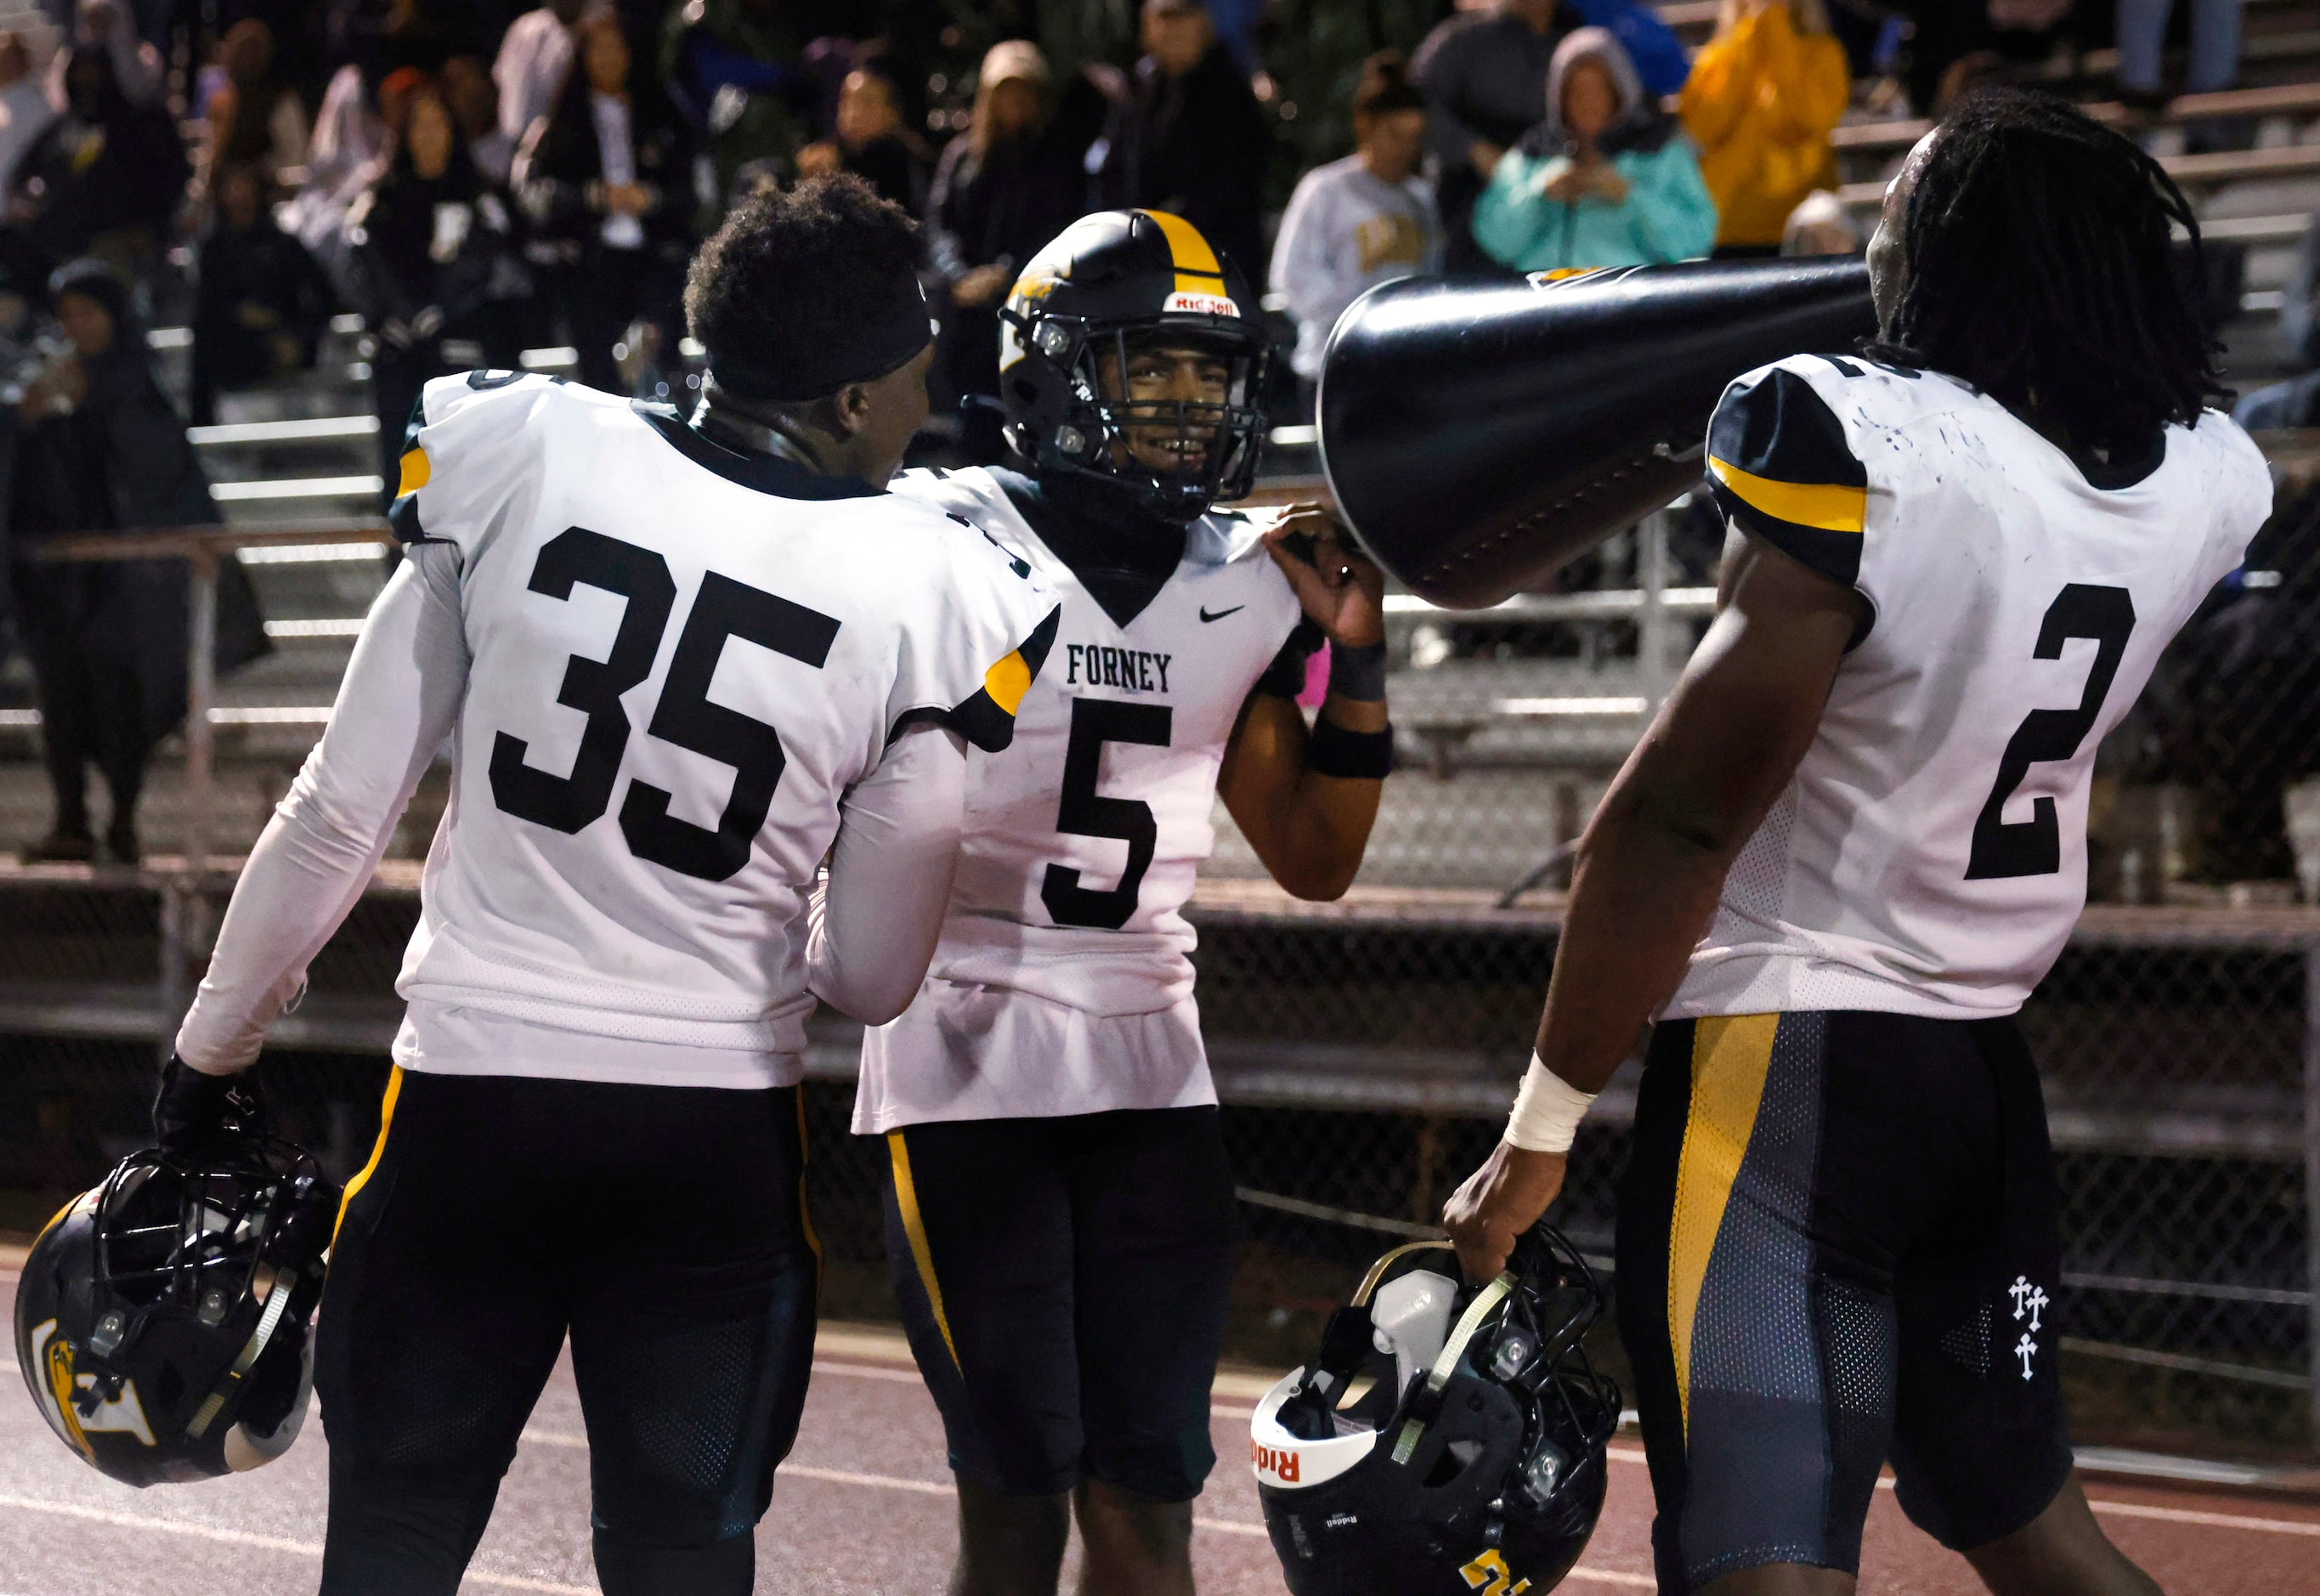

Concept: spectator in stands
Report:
left=11, top=264, right=268, bottom=867
left=1780, top=186, right=1861, bottom=253
left=195, top=20, right=311, bottom=210
left=306, top=59, right=391, bottom=201
left=190, top=162, right=338, bottom=424
left=927, top=39, right=1085, bottom=462
left=2118, top=0, right=2243, bottom=108
left=443, top=54, right=516, bottom=185
left=1412, top=0, right=1580, bottom=272
left=513, top=13, right=695, bottom=395
left=1678, top=0, right=1850, bottom=258
left=1270, top=52, right=1440, bottom=417
left=45, top=0, right=162, bottom=110
left=494, top=0, right=586, bottom=150
left=0, top=33, right=54, bottom=206
left=1565, top=0, right=1693, bottom=96
left=1473, top=28, right=1717, bottom=272
left=12, top=47, right=188, bottom=280
left=661, top=0, right=807, bottom=213
left=1096, top=0, right=1271, bottom=281
left=342, top=73, right=518, bottom=495
left=797, top=61, right=926, bottom=214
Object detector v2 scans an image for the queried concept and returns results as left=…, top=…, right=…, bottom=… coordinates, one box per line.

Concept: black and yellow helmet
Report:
left=999, top=208, right=1273, bottom=520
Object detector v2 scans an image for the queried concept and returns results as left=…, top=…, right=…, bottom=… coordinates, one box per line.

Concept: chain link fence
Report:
left=8, top=481, right=2320, bottom=1457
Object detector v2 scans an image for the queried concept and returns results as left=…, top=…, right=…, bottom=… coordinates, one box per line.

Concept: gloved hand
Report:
left=152, top=1055, right=267, bottom=1157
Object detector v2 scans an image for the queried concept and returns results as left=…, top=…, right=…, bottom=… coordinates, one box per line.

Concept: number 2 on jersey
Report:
left=1965, top=583, right=2135, bottom=881
left=1043, top=698, right=1172, bottom=930
left=489, top=526, right=840, bottom=882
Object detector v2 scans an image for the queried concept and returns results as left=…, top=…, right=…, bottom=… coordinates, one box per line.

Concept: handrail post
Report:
left=1638, top=508, right=1675, bottom=711
left=185, top=544, right=217, bottom=880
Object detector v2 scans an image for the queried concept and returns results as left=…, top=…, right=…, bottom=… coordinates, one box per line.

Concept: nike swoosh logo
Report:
left=1199, top=605, right=1245, bottom=623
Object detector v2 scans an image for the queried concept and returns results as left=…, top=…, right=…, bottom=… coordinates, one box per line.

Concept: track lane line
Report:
left=517, top=1429, right=1656, bottom=1581
left=2087, top=1498, right=2320, bottom=1537
left=0, top=1492, right=597, bottom=1593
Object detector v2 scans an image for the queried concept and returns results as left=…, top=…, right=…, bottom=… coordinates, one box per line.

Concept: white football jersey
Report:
left=386, top=374, right=1058, bottom=1081
left=857, top=467, right=1304, bottom=1129
left=1667, top=354, right=2272, bottom=1021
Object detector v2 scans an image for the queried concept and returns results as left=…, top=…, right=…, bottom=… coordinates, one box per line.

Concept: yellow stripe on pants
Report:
left=332, top=1066, right=403, bottom=1243
left=886, top=1131, right=959, bottom=1373
left=1667, top=1015, right=1779, bottom=1440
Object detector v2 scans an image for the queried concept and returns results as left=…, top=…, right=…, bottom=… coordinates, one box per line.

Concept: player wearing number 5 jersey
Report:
left=856, top=209, right=1391, bottom=1596
left=156, top=178, right=1059, bottom=1596
left=1445, top=93, right=2271, bottom=1596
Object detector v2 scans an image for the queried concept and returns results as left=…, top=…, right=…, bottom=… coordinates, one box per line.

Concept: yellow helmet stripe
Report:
left=1137, top=208, right=1226, bottom=295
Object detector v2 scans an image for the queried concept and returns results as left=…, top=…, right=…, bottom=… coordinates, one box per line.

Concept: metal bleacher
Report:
left=9, top=6, right=2320, bottom=886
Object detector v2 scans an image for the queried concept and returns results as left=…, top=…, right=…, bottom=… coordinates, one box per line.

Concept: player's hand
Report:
left=1442, top=1140, right=1566, bottom=1283
left=1542, top=167, right=1589, bottom=204
left=1587, top=166, right=1631, bottom=205
left=1265, top=506, right=1384, bottom=649
left=153, top=1055, right=267, bottom=1157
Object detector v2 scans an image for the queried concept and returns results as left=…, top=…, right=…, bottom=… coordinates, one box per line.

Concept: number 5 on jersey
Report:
left=1043, top=697, right=1172, bottom=930
left=489, top=526, right=841, bottom=882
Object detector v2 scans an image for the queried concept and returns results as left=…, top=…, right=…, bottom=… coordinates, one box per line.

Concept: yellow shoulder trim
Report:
left=982, top=648, right=1033, bottom=717
left=396, top=445, right=432, bottom=498
left=1706, top=455, right=1865, bottom=535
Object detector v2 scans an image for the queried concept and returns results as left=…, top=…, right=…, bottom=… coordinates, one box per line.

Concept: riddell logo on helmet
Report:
left=1165, top=291, right=1240, bottom=318
left=1250, top=1439, right=1302, bottom=1483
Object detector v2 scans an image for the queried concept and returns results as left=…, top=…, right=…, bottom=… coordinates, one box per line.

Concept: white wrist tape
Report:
left=1504, top=1054, right=1597, bottom=1153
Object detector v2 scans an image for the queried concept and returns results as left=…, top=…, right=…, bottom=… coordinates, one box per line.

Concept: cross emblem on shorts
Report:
left=2008, top=1274, right=2048, bottom=1333
left=2014, top=1332, right=2039, bottom=1381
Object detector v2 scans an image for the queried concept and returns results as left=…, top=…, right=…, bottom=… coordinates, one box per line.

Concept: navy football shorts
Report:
left=1618, top=1010, right=2074, bottom=1593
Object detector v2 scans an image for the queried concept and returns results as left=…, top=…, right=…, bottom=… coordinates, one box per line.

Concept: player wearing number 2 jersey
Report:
left=1446, top=93, right=2272, bottom=1596
left=857, top=210, right=1391, bottom=1596
left=155, top=178, right=1058, bottom=1596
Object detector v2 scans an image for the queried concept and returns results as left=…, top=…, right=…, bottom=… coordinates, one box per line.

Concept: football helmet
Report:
left=997, top=208, right=1273, bottom=520
left=1252, top=1225, right=1620, bottom=1595
left=15, top=1136, right=337, bottom=1486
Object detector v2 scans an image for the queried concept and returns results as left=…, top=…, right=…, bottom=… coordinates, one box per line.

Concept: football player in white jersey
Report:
left=149, top=177, right=1060, bottom=1595
left=1445, top=93, right=2271, bottom=1596
left=855, top=209, right=1389, bottom=1596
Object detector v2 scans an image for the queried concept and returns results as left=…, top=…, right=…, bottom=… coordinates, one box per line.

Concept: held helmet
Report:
left=15, top=1138, right=338, bottom=1486
left=1252, top=1226, right=1620, bottom=1595
left=998, top=208, right=1273, bottom=520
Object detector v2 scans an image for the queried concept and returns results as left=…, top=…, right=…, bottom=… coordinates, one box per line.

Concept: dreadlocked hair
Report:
left=1866, top=88, right=2226, bottom=458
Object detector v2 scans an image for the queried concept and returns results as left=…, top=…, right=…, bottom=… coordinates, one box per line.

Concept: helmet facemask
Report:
left=1004, top=308, right=1273, bottom=521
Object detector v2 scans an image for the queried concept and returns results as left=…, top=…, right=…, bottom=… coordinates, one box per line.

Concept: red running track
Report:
left=5, top=1269, right=2320, bottom=1593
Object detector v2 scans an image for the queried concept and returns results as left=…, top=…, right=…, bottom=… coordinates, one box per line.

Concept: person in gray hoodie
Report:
left=1268, top=52, right=1442, bottom=415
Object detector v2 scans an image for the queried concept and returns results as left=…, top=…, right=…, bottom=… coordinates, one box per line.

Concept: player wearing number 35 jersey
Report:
left=1445, top=94, right=2272, bottom=1596
left=158, top=178, right=1059, bottom=1596
left=857, top=210, right=1393, bottom=1596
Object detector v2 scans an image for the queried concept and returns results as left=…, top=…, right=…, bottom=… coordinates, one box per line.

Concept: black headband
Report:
left=706, top=279, right=935, bottom=405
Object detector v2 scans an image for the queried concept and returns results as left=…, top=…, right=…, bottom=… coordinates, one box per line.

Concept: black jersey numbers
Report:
left=1042, top=698, right=1172, bottom=930
left=1965, top=583, right=2136, bottom=881
left=621, top=574, right=839, bottom=880
left=489, top=528, right=675, bottom=835
left=489, top=528, right=840, bottom=882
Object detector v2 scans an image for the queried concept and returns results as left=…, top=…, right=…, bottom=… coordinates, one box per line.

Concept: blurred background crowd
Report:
left=0, top=0, right=2286, bottom=864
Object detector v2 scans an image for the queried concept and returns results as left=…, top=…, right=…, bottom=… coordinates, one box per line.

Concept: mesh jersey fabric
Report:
left=1672, top=354, right=2272, bottom=1022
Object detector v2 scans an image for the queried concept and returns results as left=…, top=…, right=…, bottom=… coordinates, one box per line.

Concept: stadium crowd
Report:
left=0, top=0, right=2259, bottom=863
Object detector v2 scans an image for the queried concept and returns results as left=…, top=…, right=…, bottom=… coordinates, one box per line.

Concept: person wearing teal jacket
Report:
left=1472, top=26, right=1718, bottom=273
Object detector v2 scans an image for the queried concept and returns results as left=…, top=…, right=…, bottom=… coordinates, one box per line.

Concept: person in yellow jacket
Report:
left=1678, top=0, right=1851, bottom=254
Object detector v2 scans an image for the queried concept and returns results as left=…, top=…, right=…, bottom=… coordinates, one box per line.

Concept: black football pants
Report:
left=314, top=1068, right=820, bottom=1596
